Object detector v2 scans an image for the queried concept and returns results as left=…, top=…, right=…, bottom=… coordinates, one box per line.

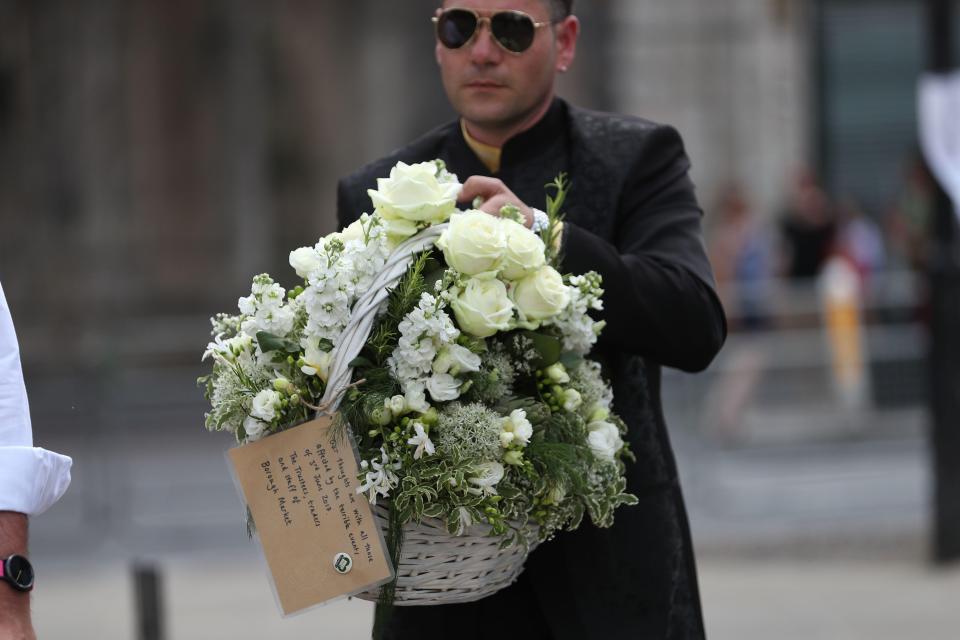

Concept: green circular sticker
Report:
left=333, top=552, right=353, bottom=574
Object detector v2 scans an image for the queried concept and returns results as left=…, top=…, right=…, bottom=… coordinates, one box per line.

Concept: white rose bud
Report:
left=563, top=389, right=583, bottom=412
left=289, top=246, right=322, bottom=280
left=451, top=278, right=514, bottom=338
left=433, top=343, right=482, bottom=375
left=387, top=394, right=407, bottom=415
left=251, top=389, right=281, bottom=423
left=500, top=219, right=546, bottom=280
left=545, top=362, right=570, bottom=384
left=512, top=266, right=570, bottom=325
left=436, top=210, right=506, bottom=277
left=301, top=339, right=334, bottom=382
left=586, top=420, right=624, bottom=462
left=367, top=161, right=460, bottom=224
left=503, top=450, right=524, bottom=466
left=500, top=431, right=515, bottom=447
left=588, top=404, right=610, bottom=422
left=243, top=416, right=268, bottom=442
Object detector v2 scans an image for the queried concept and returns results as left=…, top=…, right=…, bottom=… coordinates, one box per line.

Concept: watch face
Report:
left=5, top=555, right=34, bottom=590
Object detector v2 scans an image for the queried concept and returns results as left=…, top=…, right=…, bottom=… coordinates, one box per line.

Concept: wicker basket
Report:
left=322, top=227, right=537, bottom=605
left=354, top=504, right=537, bottom=606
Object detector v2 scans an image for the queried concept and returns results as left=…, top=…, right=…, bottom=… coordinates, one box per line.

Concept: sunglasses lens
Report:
left=437, top=9, right=477, bottom=49
left=491, top=12, right=536, bottom=53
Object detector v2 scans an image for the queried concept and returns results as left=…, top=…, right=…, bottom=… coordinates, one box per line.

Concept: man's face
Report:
left=435, top=0, right=577, bottom=134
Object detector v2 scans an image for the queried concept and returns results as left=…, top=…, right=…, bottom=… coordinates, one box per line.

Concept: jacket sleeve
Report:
left=560, top=125, right=726, bottom=372
left=337, top=177, right=366, bottom=231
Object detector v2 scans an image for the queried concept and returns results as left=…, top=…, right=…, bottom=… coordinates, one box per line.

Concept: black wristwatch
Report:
left=1, top=554, right=34, bottom=592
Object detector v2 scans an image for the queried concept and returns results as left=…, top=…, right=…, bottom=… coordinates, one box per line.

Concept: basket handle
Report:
left=316, top=223, right=448, bottom=416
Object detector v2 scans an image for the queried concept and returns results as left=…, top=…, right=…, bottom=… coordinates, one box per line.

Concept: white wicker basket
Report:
left=322, top=227, right=537, bottom=605
left=354, top=504, right=537, bottom=606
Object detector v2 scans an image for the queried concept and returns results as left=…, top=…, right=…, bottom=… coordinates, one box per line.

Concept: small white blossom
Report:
left=357, top=447, right=401, bottom=505
left=406, top=422, right=435, bottom=460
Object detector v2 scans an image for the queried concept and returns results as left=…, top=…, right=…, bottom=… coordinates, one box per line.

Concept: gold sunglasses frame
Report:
left=431, top=8, right=554, bottom=54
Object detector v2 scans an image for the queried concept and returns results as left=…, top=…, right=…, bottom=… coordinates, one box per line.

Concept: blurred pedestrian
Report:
left=709, top=182, right=773, bottom=330
left=778, top=168, right=836, bottom=280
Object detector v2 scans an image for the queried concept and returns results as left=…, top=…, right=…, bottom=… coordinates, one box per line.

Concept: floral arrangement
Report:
left=199, top=160, right=637, bottom=551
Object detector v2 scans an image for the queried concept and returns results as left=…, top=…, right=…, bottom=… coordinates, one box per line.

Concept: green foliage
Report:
left=542, top=173, right=570, bottom=267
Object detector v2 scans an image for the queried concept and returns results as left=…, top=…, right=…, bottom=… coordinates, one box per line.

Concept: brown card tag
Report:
left=228, top=415, right=393, bottom=615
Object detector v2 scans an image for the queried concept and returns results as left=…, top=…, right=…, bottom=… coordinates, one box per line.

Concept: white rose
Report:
left=586, top=420, right=623, bottom=462
left=289, top=246, right=322, bottom=280
left=501, top=409, right=533, bottom=447
left=512, top=266, right=570, bottom=325
left=367, top=161, right=460, bottom=224
left=451, top=278, right=514, bottom=338
left=436, top=210, right=506, bottom=277
left=243, top=416, right=268, bottom=442
left=433, top=343, right=482, bottom=375
left=468, top=461, right=505, bottom=494
left=340, top=217, right=366, bottom=243
left=426, top=372, right=461, bottom=402
left=500, top=219, right=546, bottom=280
left=251, top=389, right=281, bottom=423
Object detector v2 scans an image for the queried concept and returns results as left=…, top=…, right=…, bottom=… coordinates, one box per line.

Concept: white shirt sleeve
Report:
left=0, top=281, right=72, bottom=515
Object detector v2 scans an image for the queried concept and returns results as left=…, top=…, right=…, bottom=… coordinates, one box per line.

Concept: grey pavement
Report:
left=21, top=353, right=957, bottom=639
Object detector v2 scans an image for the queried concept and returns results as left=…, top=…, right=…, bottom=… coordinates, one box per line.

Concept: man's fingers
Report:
left=459, top=176, right=510, bottom=204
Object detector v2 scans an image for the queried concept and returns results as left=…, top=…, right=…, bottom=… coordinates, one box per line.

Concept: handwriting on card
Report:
left=228, top=416, right=393, bottom=615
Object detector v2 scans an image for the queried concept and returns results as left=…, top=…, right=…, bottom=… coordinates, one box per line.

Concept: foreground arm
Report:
left=0, top=512, right=33, bottom=640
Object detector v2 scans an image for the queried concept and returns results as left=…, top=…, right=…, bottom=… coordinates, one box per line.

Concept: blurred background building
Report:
left=1, top=1, right=959, bottom=638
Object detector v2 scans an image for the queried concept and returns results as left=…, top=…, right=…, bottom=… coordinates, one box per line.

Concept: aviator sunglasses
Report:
left=432, top=8, right=556, bottom=54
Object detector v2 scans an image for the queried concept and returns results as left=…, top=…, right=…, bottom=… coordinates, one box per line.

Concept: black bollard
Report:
left=133, top=562, right=165, bottom=640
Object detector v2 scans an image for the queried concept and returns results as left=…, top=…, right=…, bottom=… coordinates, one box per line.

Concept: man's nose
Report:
left=468, top=22, right=502, bottom=65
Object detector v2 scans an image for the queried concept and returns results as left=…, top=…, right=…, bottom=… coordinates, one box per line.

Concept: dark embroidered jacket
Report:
left=338, top=99, right=726, bottom=640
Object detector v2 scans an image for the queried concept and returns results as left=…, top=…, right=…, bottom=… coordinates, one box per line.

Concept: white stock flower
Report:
left=500, top=219, right=546, bottom=280
left=367, top=161, right=460, bottom=225
left=404, top=382, right=431, bottom=414
left=357, top=447, right=401, bottom=505
left=436, top=210, right=506, bottom=277
left=426, top=372, right=462, bottom=402
left=512, top=266, right=570, bottom=325
left=586, top=420, right=623, bottom=462
left=451, top=278, right=514, bottom=338
left=500, top=409, right=533, bottom=447
left=406, top=422, right=436, bottom=460
left=251, top=389, right=281, bottom=422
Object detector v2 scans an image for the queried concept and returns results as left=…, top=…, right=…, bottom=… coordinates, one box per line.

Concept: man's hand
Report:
left=460, top=176, right=534, bottom=228
left=0, top=512, right=34, bottom=640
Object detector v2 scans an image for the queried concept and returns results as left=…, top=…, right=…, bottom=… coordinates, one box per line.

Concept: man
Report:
left=337, top=1, right=726, bottom=638
left=0, top=282, right=73, bottom=639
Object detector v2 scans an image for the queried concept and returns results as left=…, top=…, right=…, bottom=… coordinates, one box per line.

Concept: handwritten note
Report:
left=228, top=416, right=393, bottom=615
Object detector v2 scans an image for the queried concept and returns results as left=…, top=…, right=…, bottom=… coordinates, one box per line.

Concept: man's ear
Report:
left=555, top=15, right=579, bottom=72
